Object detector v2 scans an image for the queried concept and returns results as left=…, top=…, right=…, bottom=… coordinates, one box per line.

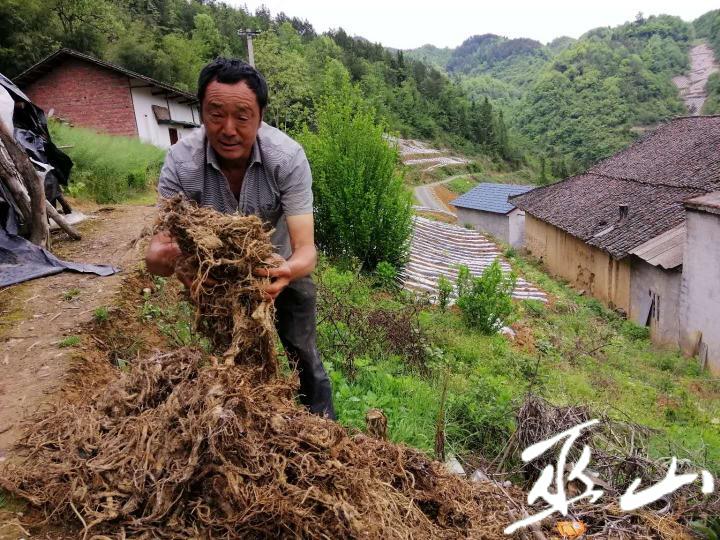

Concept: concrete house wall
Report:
left=456, top=207, right=526, bottom=247
left=457, top=208, right=508, bottom=240
left=524, top=214, right=632, bottom=313
left=680, top=207, right=720, bottom=374
left=508, top=209, right=526, bottom=248
left=129, top=84, right=200, bottom=149
left=629, top=258, right=681, bottom=346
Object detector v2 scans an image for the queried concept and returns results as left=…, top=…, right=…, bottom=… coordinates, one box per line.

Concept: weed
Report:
left=58, top=335, right=80, bottom=348
left=620, top=320, right=650, bottom=341
left=63, top=288, right=81, bottom=301
left=437, top=275, right=453, bottom=312
left=93, top=306, right=110, bottom=323
left=374, top=261, right=398, bottom=290
left=691, top=516, right=720, bottom=540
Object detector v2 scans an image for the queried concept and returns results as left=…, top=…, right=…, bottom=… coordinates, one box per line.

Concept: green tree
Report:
left=191, top=13, right=228, bottom=59
left=299, top=78, right=412, bottom=270
left=255, top=26, right=312, bottom=132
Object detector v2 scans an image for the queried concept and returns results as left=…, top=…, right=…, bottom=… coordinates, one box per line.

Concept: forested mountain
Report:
left=2, top=2, right=718, bottom=175
left=0, top=0, right=515, bottom=163
left=518, top=14, right=691, bottom=167
left=407, top=14, right=700, bottom=171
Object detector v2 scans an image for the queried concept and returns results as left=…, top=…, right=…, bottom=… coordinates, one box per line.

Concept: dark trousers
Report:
left=274, top=277, right=336, bottom=419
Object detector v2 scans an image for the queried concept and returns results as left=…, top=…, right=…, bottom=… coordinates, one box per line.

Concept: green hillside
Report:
left=406, top=13, right=699, bottom=171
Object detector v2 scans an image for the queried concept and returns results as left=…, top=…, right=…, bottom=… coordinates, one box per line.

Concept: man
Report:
left=145, top=58, right=335, bottom=419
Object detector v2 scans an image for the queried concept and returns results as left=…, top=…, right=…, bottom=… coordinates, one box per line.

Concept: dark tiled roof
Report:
left=450, top=183, right=533, bottom=214
left=511, top=116, right=720, bottom=259
left=588, top=116, right=720, bottom=190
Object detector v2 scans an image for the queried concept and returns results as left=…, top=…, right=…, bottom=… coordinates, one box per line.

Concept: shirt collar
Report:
left=204, top=126, right=262, bottom=171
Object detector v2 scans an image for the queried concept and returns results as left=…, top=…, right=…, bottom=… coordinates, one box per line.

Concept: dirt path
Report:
left=0, top=203, right=155, bottom=456
left=413, top=173, right=467, bottom=214
left=673, top=41, right=719, bottom=114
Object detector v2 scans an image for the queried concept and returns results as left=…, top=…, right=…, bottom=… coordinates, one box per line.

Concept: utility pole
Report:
left=237, top=28, right=261, bottom=67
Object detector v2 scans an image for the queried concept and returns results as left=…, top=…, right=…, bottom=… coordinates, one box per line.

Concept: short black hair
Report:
left=197, top=58, right=268, bottom=112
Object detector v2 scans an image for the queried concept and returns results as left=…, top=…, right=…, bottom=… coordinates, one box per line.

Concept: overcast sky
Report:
left=231, top=1, right=717, bottom=49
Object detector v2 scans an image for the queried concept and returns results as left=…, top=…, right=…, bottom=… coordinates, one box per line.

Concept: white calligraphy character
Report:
left=505, top=419, right=604, bottom=535
left=620, top=458, right=715, bottom=510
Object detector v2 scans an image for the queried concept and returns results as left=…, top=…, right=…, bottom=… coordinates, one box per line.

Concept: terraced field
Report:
left=401, top=216, right=547, bottom=303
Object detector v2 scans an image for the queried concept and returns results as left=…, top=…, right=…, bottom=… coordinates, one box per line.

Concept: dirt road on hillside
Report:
left=413, top=174, right=466, bottom=215
left=0, top=204, right=155, bottom=455
left=673, top=41, right=719, bottom=114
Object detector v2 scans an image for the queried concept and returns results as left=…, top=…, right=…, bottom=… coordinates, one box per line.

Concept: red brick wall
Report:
left=23, top=57, right=138, bottom=137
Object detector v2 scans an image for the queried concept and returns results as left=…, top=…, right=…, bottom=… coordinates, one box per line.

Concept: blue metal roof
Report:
left=451, top=183, right=534, bottom=214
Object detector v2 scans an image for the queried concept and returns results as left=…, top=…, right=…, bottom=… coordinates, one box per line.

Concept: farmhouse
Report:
left=511, top=116, right=720, bottom=372
left=14, top=48, right=200, bottom=149
left=451, top=183, right=533, bottom=247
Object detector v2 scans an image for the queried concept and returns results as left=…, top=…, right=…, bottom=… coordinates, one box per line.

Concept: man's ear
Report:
left=258, top=107, right=264, bottom=127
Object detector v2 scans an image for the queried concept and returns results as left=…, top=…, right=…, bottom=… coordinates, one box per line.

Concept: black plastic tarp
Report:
left=0, top=73, right=73, bottom=210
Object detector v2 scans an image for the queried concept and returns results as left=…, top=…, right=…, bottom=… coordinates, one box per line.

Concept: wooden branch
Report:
left=0, top=128, right=50, bottom=246
left=46, top=200, right=81, bottom=240
left=0, top=131, right=32, bottom=224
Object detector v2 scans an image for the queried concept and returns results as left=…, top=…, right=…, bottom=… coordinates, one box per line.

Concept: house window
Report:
left=169, top=127, right=178, bottom=145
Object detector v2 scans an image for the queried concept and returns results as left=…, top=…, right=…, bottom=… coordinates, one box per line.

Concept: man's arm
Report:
left=257, top=213, right=316, bottom=300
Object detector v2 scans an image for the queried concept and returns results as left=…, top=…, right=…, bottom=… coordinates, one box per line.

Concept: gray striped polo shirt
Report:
left=157, top=123, right=313, bottom=259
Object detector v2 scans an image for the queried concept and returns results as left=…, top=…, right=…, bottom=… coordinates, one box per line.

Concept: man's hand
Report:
left=254, top=253, right=292, bottom=301
left=146, top=231, right=193, bottom=288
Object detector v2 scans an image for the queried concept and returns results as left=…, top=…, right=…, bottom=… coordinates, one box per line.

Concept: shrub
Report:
left=374, top=261, right=398, bottom=290
left=58, top=335, right=81, bottom=348
left=299, top=79, right=413, bottom=270
left=437, top=275, right=453, bottom=311
left=455, top=261, right=516, bottom=334
left=49, top=120, right=165, bottom=203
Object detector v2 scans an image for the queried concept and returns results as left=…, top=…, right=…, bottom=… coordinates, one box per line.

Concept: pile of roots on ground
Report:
left=0, top=197, right=517, bottom=539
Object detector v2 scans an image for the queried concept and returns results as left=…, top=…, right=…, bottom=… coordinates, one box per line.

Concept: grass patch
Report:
left=49, top=120, right=165, bottom=203
left=446, top=175, right=479, bottom=194
left=93, top=306, right=110, bottom=323
left=503, top=250, right=720, bottom=471
left=58, top=335, right=81, bottom=348
left=316, top=256, right=720, bottom=472
left=63, top=288, right=81, bottom=301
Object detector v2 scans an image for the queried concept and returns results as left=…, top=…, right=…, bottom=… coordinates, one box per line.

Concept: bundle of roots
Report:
left=0, top=196, right=516, bottom=539
left=155, top=195, right=277, bottom=376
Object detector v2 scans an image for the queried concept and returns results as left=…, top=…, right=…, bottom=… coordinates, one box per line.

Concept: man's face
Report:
left=202, top=79, right=262, bottom=164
